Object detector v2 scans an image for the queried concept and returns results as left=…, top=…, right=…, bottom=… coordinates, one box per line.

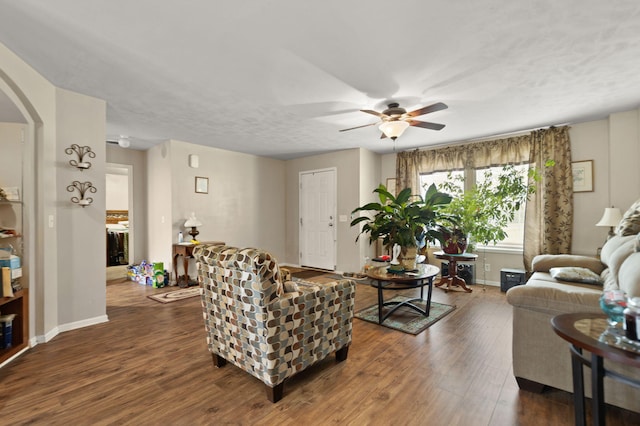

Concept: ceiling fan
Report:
left=339, top=102, right=448, bottom=140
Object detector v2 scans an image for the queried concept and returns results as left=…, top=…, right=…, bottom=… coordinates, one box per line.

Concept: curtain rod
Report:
left=402, top=123, right=571, bottom=153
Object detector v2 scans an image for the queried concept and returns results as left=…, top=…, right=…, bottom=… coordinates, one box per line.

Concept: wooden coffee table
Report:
left=366, top=264, right=440, bottom=325
left=551, top=312, right=640, bottom=426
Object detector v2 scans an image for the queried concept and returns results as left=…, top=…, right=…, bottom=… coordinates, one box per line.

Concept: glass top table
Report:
left=365, top=264, right=440, bottom=325
left=551, top=312, right=640, bottom=425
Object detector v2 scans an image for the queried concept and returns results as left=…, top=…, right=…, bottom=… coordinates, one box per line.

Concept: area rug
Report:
left=147, top=287, right=200, bottom=304
left=355, top=295, right=456, bottom=335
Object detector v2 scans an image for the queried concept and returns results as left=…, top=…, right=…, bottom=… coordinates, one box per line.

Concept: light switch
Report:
left=48, top=215, right=54, bottom=228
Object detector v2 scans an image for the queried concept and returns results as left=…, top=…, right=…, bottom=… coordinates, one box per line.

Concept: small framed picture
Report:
left=195, top=176, right=209, bottom=194
left=571, top=160, right=593, bottom=192
left=386, top=178, right=397, bottom=197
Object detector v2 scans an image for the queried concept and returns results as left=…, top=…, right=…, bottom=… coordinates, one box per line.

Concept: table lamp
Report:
left=596, top=207, right=622, bottom=239
left=184, top=212, right=202, bottom=241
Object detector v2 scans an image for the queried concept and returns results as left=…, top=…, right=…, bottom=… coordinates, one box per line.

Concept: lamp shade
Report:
left=184, top=212, right=202, bottom=228
left=596, top=207, right=622, bottom=227
left=379, top=120, right=410, bottom=140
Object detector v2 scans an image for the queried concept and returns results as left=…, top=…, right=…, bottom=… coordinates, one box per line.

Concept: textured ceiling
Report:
left=0, top=1, right=639, bottom=159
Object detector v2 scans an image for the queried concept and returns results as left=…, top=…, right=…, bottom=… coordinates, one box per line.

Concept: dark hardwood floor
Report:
left=2, top=278, right=640, bottom=425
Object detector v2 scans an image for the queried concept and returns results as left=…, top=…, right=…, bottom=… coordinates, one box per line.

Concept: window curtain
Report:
left=396, top=135, right=530, bottom=193
left=524, top=127, right=573, bottom=268
left=396, top=126, right=572, bottom=270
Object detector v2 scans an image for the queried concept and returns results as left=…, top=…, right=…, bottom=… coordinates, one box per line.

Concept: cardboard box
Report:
left=0, top=267, right=12, bottom=298
left=0, top=254, right=20, bottom=269
left=10, top=267, right=22, bottom=280
left=153, top=262, right=165, bottom=288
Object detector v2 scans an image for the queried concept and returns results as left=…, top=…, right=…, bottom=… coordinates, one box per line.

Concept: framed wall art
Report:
left=386, top=178, right=397, bottom=197
left=195, top=176, right=209, bottom=194
left=571, top=160, right=593, bottom=192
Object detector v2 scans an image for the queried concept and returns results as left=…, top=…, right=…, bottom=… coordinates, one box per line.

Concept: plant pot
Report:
left=401, top=246, right=418, bottom=270
left=441, top=230, right=468, bottom=254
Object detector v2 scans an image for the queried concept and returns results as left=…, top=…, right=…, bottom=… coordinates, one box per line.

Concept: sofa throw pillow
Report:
left=616, top=198, right=640, bottom=236
left=549, top=266, right=603, bottom=285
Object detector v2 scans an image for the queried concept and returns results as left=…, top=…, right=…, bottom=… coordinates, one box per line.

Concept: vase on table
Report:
left=401, top=246, right=418, bottom=271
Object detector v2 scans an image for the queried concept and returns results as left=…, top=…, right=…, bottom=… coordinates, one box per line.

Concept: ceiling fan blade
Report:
left=338, top=122, right=378, bottom=132
left=407, top=120, right=446, bottom=131
left=361, top=109, right=389, bottom=119
left=404, top=102, right=448, bottom=118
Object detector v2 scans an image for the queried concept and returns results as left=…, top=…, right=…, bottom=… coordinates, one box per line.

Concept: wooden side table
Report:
left=552, top=312, right=640, bottom=426
left=172, top=241, right=224, bottom=287
left=434, top=251, right=477, bottom=293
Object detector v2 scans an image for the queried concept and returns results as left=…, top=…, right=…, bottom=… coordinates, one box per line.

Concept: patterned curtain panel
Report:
left=524, top=126, right=573, bottom=269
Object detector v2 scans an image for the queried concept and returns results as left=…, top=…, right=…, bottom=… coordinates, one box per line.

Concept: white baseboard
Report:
left=2, top=315, right=110, bottom=368
left=37, top=327, right=60, bottom=344
left=58, top=315, right=109, bottom=333
left=33, top=315, right=110, bottom=345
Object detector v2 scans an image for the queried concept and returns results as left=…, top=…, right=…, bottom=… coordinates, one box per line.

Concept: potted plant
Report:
left=435, top=164, right=545, bottom=252
left=350, top=183, right=457, bottom=270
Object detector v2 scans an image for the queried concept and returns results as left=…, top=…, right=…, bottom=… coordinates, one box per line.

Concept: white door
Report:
left=299, top=169, right=337, bottom=270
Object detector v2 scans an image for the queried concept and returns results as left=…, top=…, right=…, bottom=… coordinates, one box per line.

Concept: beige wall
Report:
left=147, top=141, right=174, bottom=274
left=0, top=123, right=24, bottom=187
left=357, top=149, right=382, bottom=267
left=0, top=41, right=59, bottom=342
left=285, top=148, right=365, bottom=273
left=55, top=88, right=107, bottom=327
left=142, top=140, right=286, bottom=281
left=105, top=173, right=128, bottom=210
left=570, top=119, right=611, bottom=255
left=610, top=109, right=640, bottom=210
left=0, top=41, right=108, bottom=345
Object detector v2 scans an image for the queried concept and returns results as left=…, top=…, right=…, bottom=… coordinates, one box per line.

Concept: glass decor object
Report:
left=599, top=289, right=627, bottom=327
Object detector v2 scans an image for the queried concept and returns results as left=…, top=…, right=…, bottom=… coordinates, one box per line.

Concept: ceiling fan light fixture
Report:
left=379, top=120, right=410, bottom=140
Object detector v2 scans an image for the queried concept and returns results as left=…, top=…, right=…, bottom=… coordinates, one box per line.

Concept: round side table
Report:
left=365, top=264, right=439, bottom=324
left=434, top=251, right=477, bottom=293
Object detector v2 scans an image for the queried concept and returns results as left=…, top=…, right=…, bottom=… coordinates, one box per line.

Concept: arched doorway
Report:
left=0, top=72, right=41, bottom=357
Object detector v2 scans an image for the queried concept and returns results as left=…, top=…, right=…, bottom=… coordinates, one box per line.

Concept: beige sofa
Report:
left=506, top=200, right=640, bottom=412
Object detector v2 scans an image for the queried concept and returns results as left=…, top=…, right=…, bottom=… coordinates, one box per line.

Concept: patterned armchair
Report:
left=193, top=245, right=356, bottom=402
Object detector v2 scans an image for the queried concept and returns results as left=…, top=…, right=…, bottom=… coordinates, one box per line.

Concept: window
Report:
left=419, top=170, right=464, bottom=194
left=419, top=164, right=529, bottom=250
left=476, top=164, right=528, bottom=248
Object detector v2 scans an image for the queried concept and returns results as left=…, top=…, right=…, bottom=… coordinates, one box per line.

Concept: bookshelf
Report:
left=0, top=199, right=28, bottom=364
